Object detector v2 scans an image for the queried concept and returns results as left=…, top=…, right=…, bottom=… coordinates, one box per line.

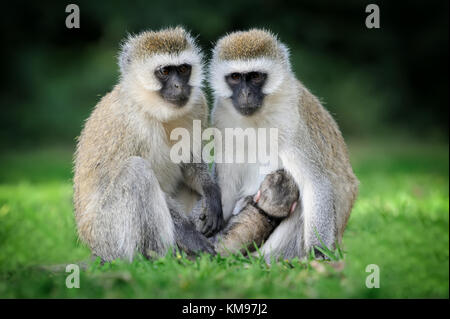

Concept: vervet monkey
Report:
left=73, top=27, right=224, bottom=262
left=209, top=29, right=359, bottom=260
left=213, top=170, right=299, bottom=256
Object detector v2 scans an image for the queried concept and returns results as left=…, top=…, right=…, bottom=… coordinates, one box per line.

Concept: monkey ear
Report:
left=118, top=34, right=135, bottom=75
left=278, top=43, right=292, bottom=71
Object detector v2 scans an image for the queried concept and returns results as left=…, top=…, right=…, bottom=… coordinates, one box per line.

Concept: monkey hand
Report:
left=178, top=229, right=216, bottom=256
left=198, top=184, right=224, bottom=237
left=174, top=219, right=216, bottom=256
left=254, top=169, right=299, bottom=218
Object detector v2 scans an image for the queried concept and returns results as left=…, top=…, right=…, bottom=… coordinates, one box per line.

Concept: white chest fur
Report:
left=213, top=103, right=286, bottom=219
left=137, top=118, right=183, bottom=196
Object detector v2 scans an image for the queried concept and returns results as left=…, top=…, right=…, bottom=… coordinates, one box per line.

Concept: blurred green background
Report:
left=0, top=0, right=448, bottom=298
left=0, top=0, right=448, bottom=146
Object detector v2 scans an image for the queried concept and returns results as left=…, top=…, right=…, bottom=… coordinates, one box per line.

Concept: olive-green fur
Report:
left=216, top=29, right=283, bottom=61
left=130, top=27, right=191, bottom=58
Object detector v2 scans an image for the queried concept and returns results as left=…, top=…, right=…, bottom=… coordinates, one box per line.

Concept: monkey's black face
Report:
left=225, top=72, right=267, bottom=116
left=155, top=64, right=192, bottom=107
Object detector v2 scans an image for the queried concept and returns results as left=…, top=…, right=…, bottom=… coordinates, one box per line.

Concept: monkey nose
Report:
left=174, top=83, right=180, bottom=89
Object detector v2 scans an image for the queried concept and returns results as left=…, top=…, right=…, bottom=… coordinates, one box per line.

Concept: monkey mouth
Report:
left=164, top=96, right=190, bottom=107
left=236, top=106, right=260, bottom=116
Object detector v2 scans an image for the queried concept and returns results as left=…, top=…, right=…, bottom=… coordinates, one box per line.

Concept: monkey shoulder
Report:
left=75, top=86, right=141, bottom=181
left=297, top=84, right=350, bottom=164
left=296, top=82, right=358, bottom=190
left=189, top=91, right=209, bottom=129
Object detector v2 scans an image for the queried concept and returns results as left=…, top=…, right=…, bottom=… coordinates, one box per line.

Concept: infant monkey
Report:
left=191, top=170, right=299, bottom=256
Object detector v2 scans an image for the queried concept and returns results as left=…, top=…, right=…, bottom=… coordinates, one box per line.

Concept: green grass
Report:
left=0, top=140, right=448, bottom=298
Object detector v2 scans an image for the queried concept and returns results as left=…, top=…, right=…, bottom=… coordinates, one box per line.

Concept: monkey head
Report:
left=209, top=29, right=292, bottom=117
left=118, top=27, right=204, bottom=121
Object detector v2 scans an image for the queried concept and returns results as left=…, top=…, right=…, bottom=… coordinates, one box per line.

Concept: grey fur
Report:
left=190, top=169, right=299, bottom=256
left=91, top=156, right=175, bottom=261
left=214, top=196, right=276, bottom=256
left=88, top=157, right=215, bottom=262
left=209, top=29, right=359, bottom=261
left=255, top=169, right=299, bottom=218
left=73, top=28, right=221, bottom=262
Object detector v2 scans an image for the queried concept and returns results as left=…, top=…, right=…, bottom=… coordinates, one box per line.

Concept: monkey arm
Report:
left=181, top=162, right=217, bottom=196
left=169, top=206, right=215, bottom=256
left=280, top=148, right=336, bottom=256
left=214, top=196, right=277, bottom=256
left=181, top=162, right=224, bottom=237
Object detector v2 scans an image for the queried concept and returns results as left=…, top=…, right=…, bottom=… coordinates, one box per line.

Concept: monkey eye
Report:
left=249, top=72, right=262, bottom=82
left=159, top=67, right=170, bottom=77
left=178, top=64, right=191, bottom=74
left=230, top=73, right=241, bottom=81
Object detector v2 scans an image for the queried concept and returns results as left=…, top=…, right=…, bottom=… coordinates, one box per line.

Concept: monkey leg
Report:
left=91, top=156, right=176, bottom=262
left=254, top=169, right=299, bottom=218
left=214, top=197, right=277, bottom=256
left=252, top=169, right=303, bottom=261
